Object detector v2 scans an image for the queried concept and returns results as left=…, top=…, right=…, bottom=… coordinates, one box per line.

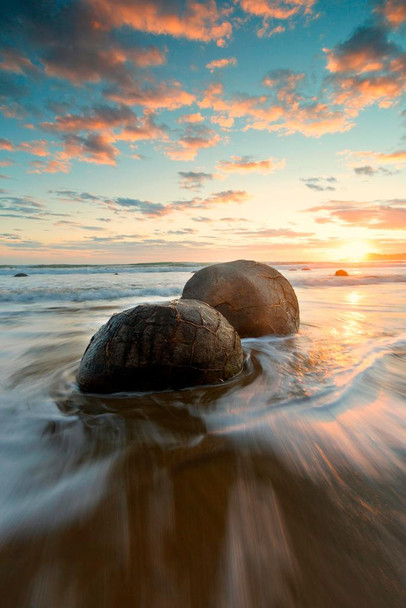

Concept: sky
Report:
left=0, top=0, right=405, bottom=264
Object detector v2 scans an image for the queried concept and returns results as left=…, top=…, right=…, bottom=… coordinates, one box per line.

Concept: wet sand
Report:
left=0, top=270, right=405, bottom=607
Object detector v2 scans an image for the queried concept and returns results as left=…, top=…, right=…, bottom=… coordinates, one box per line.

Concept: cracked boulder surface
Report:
left=181, top=260, right=300, bottom=338
left=77, top=299, right=243, bottom=393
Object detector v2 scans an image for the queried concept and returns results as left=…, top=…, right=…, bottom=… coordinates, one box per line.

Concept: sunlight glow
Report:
left=337, top=241, right=370, bottom=262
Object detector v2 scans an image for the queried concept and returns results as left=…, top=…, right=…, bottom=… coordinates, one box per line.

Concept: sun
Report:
left=337, top=240, right=369, bottom=262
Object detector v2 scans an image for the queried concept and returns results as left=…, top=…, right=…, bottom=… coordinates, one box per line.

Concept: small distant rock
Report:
left=335, top=269, right=349, bottom=276
left=114, top=272, right=119, bottom=275
left=301, top=267, right=311, bottom=271
left=77, top=299, right=243, bottom=393
left=181, top=259, right=299, bottom=337
left=14, top=272, right=28, bottom=277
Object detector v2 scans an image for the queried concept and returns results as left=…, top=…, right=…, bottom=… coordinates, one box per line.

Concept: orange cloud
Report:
left=60, top=133, right=119, bottom=166
left=376, top=0, right=406, bottom=27
left=165, top=124, right=221, bottom=161
left=341, top=148, right=406, bottom=169
left=325, top=25, right=406, bottom=110
left=87, top=0, right=232, bottom=45
left=29, top=158, right=71, bottom=174
left=239, top=0, right=316, bottom=36
left=105, top=81, right=195, bottom=109
left=199, top=77, right=354, bottom=137
left=239, top=0, right=315, bottom=20
left=305, top=199, right=406, bottom=230
left=17, top=140, right=49, bottom=157
left=206, top=57, right=237, bottom=72
left=178, top=112, right=204, bottom=124
left=0, top=48, right=38, bottom=75
left=216, top=155, right=286, bottom=174
left=0, top=138, right=13, bottom=151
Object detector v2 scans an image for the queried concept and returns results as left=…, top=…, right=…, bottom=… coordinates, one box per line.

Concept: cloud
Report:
left=324, top=24, right=406, bottom=110
left=104, top=80, right=195, bottom=109
left=304, top=199, right=406, bottom=230
left=238, top=0, right=316, bottom=36
left=17, top=140, right=49, bottom=157
left=172, top=189, right=250, bottom=211
left=113, top=198, right=168, bottom=217
left=216, top=155, right=285, bottom=174
left=0, top=138, right=13, bottom=150
left=199, top=74, right=355, bottom=137
left=0, top=194, right=45, bottom=219
left=60, top=133, right=119, bottom=165
left=52, top=187, right=250, bottom=217
left=29, top=158, right=71, bottom=174
left=341, top=148, right=406, bottom=170
left=41, top=104, right=138, bottom=133
left=206, top=57, right=237, bottom=72
left=178, top=171, right=214, bottom=190
left=0, top=48, right=39, bottom=75
left=165, top=124, right=221, bottom=161
left=87, top=0, right=233, bottom=46
left=178, top=113, right=204, bottom=124
left=376, top=0, right=406, bottom=27
left=301, top=176, right=337, bottom=191
left=353, top=165, right=397, bottom=176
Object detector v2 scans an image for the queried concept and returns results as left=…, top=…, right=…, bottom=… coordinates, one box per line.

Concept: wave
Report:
left=292, top=273, right=406, bottom=288
left=0, top=285, right=183, bottom=304
left=0, top=263, right=203, bottom=276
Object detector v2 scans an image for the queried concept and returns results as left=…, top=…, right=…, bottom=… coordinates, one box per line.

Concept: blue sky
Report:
left=0, top=0, right=405, bottom=263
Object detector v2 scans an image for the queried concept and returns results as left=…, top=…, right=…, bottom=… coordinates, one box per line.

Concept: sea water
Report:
left=0, top=262, right=405, bottom=607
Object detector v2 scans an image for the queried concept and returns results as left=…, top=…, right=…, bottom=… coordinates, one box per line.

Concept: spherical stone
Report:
left=181, top=259, right=299, bottom=338
left=77, top=299, right=243, bottom=393
left=335, top=269, right=349, bottom=276
left=14, top=272, right=28, bottom=277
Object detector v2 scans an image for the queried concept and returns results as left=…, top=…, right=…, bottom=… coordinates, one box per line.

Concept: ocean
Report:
left=0, top=261, right=405, bottom=607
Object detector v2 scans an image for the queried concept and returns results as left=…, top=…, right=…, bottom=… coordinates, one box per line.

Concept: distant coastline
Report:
left=366, top=253, right=406, bottom=261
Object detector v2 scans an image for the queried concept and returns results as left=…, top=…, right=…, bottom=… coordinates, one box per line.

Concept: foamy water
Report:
left=0, top=261, right=405, bottom=607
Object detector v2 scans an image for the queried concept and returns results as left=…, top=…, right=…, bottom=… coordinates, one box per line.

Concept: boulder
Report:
left=14, top=272, right=28, bottom=277
left=335, top=269, right=348, bottom=276
left=77, top=299, right=243, bottom=393
left=181, top=260, right=299, bottom=338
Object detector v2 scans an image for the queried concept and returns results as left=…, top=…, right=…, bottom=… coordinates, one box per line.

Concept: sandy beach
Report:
left=0, top=261, right=405, bottom=607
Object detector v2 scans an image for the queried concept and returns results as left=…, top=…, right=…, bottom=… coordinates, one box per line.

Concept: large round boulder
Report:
left=77, top=299, right=243, bottom=393
left=181, top=260, right=299, bottom=337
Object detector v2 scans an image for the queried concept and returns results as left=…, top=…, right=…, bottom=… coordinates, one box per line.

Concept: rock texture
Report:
left=77, top=299, right=243, bottom=393
left=181, top=259, right=299, bottom=338
left=335, top=269, right=349, bottom=276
